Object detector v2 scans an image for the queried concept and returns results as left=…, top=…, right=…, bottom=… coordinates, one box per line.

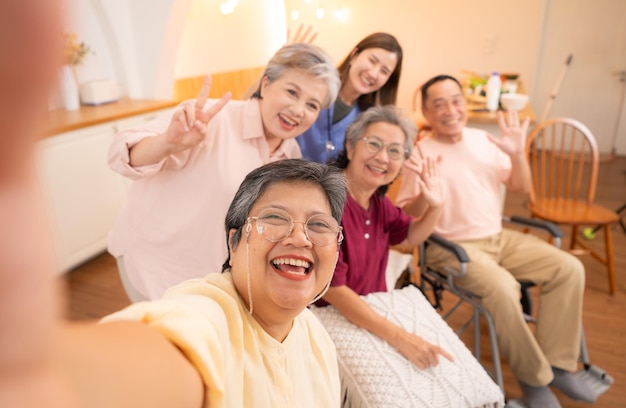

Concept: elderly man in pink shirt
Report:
left=396, top=74, right=593, bottom=408
left=108, top=43, right=340, bottom=301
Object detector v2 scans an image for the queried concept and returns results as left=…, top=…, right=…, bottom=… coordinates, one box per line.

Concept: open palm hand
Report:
left=404, top=149, right=444, bottom=208
left=488, top=110, right=530, bottom=156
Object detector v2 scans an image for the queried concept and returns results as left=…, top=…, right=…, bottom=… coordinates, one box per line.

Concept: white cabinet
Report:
left=36, top=108, right=174, bottom=274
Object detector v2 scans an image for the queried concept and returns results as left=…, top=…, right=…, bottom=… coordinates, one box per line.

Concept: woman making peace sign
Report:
left=108, top=43, right=340, bottom=301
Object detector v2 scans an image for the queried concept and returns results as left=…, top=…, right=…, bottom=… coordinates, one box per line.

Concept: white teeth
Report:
left=280, top=114, right=297, bottom=126
left=443, top=119, right=459, bottom=125
left=272, top=258, right=311, bottom=268
left=368, top=165, right=386, bottom=174
left=360, top=74, right=374, bottom=86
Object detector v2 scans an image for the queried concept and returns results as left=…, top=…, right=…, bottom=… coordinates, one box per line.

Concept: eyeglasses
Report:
left=246, top=208, right=343, bottom=247
left=361, top=136, right=408, bottom=161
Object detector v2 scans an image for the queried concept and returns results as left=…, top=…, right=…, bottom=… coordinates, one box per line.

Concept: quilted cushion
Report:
left=311, top=285, right=505, bottom=408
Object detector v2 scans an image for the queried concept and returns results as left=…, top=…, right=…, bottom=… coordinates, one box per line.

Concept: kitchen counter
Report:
left=43, top=98, right=178, bottom=137
left=466, top=82, right=536, bottom=125
left=467, top=102, right=536, bottom=125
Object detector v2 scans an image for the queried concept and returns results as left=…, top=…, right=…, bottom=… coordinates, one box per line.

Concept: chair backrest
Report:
left=525, top=117, right=600, bottom=206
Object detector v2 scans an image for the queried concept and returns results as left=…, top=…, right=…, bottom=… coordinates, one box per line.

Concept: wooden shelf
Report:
left=43, top=98, right=178, bottom=137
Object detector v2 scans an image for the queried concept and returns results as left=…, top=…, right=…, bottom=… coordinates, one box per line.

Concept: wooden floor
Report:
left=63, top=156, right=626, bottom=407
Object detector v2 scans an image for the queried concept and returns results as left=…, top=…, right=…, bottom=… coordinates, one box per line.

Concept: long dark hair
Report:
left=336, top=32, right=403, bottom=110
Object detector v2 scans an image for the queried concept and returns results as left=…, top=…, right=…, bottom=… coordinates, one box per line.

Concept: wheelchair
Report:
left=416, top=216, right=614, bottom=405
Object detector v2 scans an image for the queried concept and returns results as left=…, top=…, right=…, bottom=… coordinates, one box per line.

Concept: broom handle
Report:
left=540, top=54, right=573, bottom=122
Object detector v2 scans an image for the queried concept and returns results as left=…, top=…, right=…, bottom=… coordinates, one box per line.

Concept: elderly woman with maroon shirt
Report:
left=317, top=105, right=453, bottom=369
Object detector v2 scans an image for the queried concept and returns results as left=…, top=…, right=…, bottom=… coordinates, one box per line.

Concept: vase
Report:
left=60, top=65, right=80, bottom=111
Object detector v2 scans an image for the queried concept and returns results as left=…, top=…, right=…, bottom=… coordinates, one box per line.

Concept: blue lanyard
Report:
left=325, top=108, right=336, bottom=152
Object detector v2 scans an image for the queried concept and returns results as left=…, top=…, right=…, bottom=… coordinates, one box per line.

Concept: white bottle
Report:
left=485, top=72, right=501, bottom=112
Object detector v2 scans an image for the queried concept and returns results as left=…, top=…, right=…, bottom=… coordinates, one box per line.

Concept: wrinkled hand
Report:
left=392, top=330, right=455, bottom=369
left=488, top=110, right=530, bottom=156
left=287, top=24, right=317, bottom=45
left=404, top=145, right=444, bottom=208
left=165, top=76, right=231, bottom=154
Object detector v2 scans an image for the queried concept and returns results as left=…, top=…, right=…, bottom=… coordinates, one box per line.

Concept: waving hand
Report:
left=404, top=144, right=444, bottom=208
left=487, top=110, right=530, bottom=156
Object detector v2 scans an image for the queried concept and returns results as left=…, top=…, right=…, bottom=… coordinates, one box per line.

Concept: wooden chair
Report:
left=525, top=117, right=620, bottom=294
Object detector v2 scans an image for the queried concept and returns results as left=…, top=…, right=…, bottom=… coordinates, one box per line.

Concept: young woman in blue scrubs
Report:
left=296, top=32, right=403, bottom=163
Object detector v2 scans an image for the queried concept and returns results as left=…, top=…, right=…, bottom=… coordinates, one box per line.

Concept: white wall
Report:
left=175, top=0, right=286, bottom=77
left=69, top=0, right=285, bottom=100
left=67, top=0, right=117, bottom=85
left=92, top=0, right=188, bottom=99
left=66, top=0, right=626, bottom=153
left=533, top=0, right=626, bottom=154
left=284, top=0, right=547, bottom=119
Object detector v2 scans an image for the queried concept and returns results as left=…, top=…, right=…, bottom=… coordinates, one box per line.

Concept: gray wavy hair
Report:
left=332, top=105, right=416, bottom=170
left=222, top=159, right=347, bottom=271
left=251, top=43, right=340, bottom=109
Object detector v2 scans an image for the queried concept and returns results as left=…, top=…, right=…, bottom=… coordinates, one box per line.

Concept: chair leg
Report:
left=570, top=225, right=579, bottom=250
left=603, top=225, right=616, bottom=295
left=617, top=203, right=626, bottom=233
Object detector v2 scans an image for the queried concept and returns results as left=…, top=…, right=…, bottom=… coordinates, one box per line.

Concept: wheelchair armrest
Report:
left=504, top=215, right=563, bottom=237
left=503, top=215, right=563, bottom=248
left=422, top=234, right=469, bottom=286
left=427, top=234, right=470, bottom=263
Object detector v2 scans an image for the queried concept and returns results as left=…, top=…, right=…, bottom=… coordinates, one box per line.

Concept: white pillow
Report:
left=311, top=285, right=505, bottom=408
left=384, top=249, right=414, bottom=290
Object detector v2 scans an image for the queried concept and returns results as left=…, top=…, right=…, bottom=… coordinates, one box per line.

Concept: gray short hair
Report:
left=339, top=105, right=416, bottom=166
left=222, top=159, right=347, bottom=271
left=252, top=43, right=340, bottom=109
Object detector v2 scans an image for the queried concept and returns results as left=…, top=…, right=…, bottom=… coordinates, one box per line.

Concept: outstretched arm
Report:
left=59, top=321, right=204, bottom=408
left=129, top=76, right=231, bottom=167
left=0, top=193, right=205, bottom=408
left=323, top=285, right=453, bottom=369
left=0, top=1, right=205, bottom=406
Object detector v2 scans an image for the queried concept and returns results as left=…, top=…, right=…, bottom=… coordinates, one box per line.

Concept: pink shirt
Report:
left=108, top=99, right=301, bottom=300
left=395, top=127, right=511, bottom=241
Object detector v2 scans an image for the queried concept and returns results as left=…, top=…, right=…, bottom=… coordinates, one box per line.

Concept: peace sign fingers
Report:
left=194, top=75, right=212, bottom=113
left=197, top=90, right=231, bottom=128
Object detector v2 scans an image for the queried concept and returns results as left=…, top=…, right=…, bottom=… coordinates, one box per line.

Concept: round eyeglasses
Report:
left=361, top=136, right=408, bottom=161
left=246, top=208, right=343, bottom=247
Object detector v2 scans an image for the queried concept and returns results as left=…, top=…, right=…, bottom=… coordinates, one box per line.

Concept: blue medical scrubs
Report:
left=296, top=103, right=361, bottom=164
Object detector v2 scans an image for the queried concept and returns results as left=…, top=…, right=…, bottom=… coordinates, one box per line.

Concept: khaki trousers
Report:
left=425, top=228, right=585, bottom=386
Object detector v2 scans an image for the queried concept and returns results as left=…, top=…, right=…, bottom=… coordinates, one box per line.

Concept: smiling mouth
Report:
left=272, top=257, right=312, bottom=277
left=367, top=164, right=387, bottom=174
left=359, top=73, right=374, bottom=87
left=279, top=113, right=298, bottom=128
